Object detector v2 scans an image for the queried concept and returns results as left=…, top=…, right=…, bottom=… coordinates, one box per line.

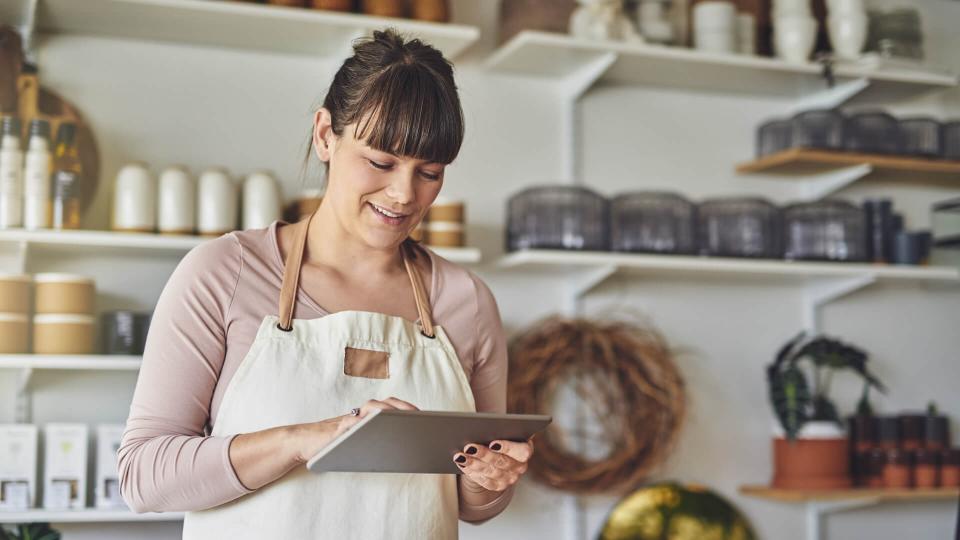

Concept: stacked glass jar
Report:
left=849, top=411, right=960, bottom=489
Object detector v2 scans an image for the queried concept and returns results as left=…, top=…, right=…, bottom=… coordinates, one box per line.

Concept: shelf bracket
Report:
left=802, top=274, right=876, bottom=332
left=805, top=497, right=880, bottom=540
left=790, top=77, right=870, bottom=114
left=797, top=164, right=873, bottom=202
left=569, top=264, right=618, bottom=299
left=14, top=367, right=33, bottom=424
left=559, top=51, right=618, bottom=184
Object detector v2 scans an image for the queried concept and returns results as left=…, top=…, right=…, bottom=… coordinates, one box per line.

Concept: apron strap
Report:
left=402, top=241, right=436, bottom=339
left=277, top=213, right=436, bottom=337
left=277, top=211, right=316, bottom=331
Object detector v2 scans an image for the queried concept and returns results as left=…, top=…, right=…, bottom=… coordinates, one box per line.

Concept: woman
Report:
left=118, top=29, right=531, bottom=539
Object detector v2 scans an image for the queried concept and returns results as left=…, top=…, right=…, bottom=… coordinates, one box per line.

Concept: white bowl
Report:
left=775, top=16, right=818, bottom=64
left=828, top=14, right=868, bottom=60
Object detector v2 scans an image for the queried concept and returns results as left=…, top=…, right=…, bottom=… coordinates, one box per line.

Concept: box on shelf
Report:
left=0, top=274, right=31, bottom=314
left=0, top=313, right=29, bottom=354
left=95, top=424, right=126, bottom=509
left=33, top=314, right=96, bottom=355
left=0, top=424, right=38, bottom=510
left=42, top=423, right=88, bottom=510
left=33, top=273, right=95, bottom=315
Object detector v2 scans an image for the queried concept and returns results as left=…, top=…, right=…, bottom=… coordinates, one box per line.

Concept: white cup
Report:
left=775, top=16, right=818, bottom=64
left=242, top=171, right=282, bottom=230
left=828, top=14, right=868, bottom=60
left=693, top=1, right=737, bottom=31
left=197, top=168, right=238, bottom=236
left=773, top=0, right=812, bottom=19
left=112, top=162, right=155, bottom=232
left=696, top=30, right=738, bottom=53
left=826, top=0, right=865, bottom=16
left=157, top=165, right=195, bottom=235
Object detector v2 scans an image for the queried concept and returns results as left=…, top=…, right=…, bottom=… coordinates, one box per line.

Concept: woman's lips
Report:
left=368, top=202, right=409, bottom=227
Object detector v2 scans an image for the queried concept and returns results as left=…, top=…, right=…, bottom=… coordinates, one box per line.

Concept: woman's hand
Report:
left=452, top=438, right=534, bottom=492
left=291, top=397, right=419, bottom=463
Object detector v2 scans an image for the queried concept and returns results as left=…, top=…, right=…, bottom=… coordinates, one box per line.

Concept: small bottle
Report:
left=51, top=122, right=82, bottom=230
left=22, top=119, right=52, bottom=230
left=882, top=448, right=913, bottom=489
left=0, top=116, right=24, bottom=229
left=913, top=448, right=939, bottom=488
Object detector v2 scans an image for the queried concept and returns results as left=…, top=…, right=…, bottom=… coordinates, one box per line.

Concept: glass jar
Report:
left=507, top=186, right=609, bottom=252
left=610, top=191, right=696, bottom=254
left=696, top=197, right=782, bottom=258
left=783, top=200, right=867, bottom=262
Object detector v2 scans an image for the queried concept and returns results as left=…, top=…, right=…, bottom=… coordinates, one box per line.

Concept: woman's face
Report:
left=314, top=109, right=446, bottom=250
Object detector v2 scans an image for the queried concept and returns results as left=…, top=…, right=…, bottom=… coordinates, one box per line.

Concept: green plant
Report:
left=0, top=523, right=61, bottom=540
left=767, top=332, right=886, bottom=441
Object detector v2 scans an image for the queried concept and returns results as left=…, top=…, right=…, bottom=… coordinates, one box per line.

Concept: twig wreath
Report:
left=507, top=316, right=686, bottom=494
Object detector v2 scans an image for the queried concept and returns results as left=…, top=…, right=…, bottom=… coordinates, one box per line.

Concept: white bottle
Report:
left=22, top=119, right=52, bottom=230
left=0, top=116, right=24, bottom=229
left=197, top=167, right=238, bottom=236
left=157, top=165, right=195, bottom=235
left=242, top=171, right=282, bottom=230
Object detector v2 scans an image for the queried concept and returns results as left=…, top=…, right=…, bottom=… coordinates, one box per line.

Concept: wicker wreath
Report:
left=507, top=316, right=686, bottom=494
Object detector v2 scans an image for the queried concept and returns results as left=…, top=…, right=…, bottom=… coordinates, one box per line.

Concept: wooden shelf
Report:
left=737, top=148, right=960, bottom=183
left=0, top=508, right=183, bottom=524
left=499, top=249, right=960, bottom=283
left=485, top=31, right=958, bottom=99
left=0, top=229, right=482, bottom=263
left=740, top=484, right=960, bottom=503
left=0, top=355, right=142, bottom=371
left=33, top=0, right=479, bottom=59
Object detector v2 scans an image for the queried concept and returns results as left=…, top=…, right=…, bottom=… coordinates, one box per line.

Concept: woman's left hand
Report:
left=452, top=439, right=534, bottom=492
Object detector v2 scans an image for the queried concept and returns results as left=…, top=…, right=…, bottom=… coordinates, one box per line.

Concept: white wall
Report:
left=1, top=1, right=958, bottom=539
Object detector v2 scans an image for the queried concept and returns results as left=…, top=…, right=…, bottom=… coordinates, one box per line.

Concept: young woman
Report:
left=119, top=29, right=531, bottom=539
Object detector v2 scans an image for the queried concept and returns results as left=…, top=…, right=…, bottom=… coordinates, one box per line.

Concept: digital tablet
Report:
left=305, top=409, right=552, bottom=475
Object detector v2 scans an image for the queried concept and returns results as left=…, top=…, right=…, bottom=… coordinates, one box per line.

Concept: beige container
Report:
left=425, top=221, right=464, bottom=247
left=34, top=274, right=95, bottom=315
left=33, top=314, right=95, bottom=354
left=427, top=197, right=464, bottom=223
left=0, top=274, right=31, bottom=313
left=0, top=313, right=29, bottom=353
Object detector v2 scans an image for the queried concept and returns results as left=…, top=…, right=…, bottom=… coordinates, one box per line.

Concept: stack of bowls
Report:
left=0, top=274, right=31, bottom=354
left=827, top=0, right=868, bottom=60
left=693, top=1, right=738, bottom=54
left=425, top=197, right=465, bottom=247
left=33, top=274, right=96, bottom=355
left=773, top=0, right=818, bottom=64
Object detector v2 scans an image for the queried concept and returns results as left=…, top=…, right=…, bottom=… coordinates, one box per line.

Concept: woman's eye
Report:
left=421, top=171, right=441, bottom=181
left=368, top=160, right=391, bottom=170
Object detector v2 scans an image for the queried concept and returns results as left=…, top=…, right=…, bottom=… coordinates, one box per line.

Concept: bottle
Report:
left=51, top=122, right=82, bottom=230
left=22, top=119, right=52, bottom=230
left=0, top=116, right=24, bottom=229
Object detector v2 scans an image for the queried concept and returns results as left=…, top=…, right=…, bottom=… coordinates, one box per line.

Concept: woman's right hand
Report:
left=291, top=397, right=419, bottom=464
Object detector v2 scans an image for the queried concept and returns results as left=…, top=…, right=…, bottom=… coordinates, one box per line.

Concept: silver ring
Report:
left=349, top=408, right=361, bottom=417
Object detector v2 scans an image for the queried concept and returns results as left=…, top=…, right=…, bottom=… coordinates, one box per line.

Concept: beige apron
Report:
left=182, top=213, right=476, bottom=540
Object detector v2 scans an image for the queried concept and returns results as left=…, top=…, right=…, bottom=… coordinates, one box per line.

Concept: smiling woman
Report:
left=118, top=28, right=529, bottom=540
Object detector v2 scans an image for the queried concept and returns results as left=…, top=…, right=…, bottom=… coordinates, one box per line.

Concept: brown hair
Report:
left=306, top=28, right=464, bottom=176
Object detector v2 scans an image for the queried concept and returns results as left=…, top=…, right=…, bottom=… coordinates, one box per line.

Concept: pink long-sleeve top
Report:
left=118, top=221, right=513, bottom=522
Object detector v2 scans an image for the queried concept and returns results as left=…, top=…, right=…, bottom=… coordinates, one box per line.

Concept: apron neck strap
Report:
left=276, top=215, right=435, bottom=337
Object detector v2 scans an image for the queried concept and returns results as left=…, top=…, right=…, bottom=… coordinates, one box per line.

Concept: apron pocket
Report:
left=344, top=347, right=390, bottom=379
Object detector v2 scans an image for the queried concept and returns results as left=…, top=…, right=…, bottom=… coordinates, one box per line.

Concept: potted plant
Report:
left=766, top=332, right=885, bottom=489
left=0, top=523, right=61, bottom=540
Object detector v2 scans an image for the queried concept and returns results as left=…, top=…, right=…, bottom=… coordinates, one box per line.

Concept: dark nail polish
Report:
left=491, top=443, right=502, bottom=451
left=465, top=446, right=478, bottom=455
left=455, top=455, right=466, bottom=463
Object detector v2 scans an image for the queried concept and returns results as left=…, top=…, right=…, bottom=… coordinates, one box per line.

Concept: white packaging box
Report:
left=0, top=424, right=38, bottom=510
left=42, top=423, right=88, bottom=510
left=95, top=424, right=126, bottom=509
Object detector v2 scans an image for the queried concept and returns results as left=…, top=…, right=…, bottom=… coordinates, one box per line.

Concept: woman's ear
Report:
left=313, top=108, right=335, bottom=162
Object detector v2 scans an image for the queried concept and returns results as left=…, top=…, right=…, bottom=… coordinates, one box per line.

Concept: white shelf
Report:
left=0, top=229, right=483, bottom=263
left=0, top=508, right=183, bottom=524
left=499, top=249, right=960, bottom=282
left=0, top=355, right=142, bottom=371
left=485, top=31, right=958, bottom=100
left=33, top=0, right=479, bottom=59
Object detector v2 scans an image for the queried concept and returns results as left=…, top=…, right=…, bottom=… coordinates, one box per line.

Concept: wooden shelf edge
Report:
left=737, top=148, right=960, bottom=177
left=739, top=484, right=960, bottom=503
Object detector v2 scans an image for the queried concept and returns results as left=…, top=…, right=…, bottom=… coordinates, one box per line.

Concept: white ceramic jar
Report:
left=693, top=1, right=738, bottom=53
left=197, top=167, right=238, bottom=236
left=242, top=171, right=282, bottom=230
left=157, top=165, right=196, bottom=235
left=112, top=162, right=156, bottom=232
left=775, top=16, right=818, bottom=63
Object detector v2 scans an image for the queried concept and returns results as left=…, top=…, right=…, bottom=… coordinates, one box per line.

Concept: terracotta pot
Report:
left=772, top=428, right=851, bottom=489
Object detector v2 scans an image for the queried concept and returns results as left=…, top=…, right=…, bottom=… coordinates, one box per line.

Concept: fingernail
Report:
left=465, top=446, right=478, bottom=455
left=491, top=443, right=502, bottom=451
left=455, top=455, right=466, bottom=463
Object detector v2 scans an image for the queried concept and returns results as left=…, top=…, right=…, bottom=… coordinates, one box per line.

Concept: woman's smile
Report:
left=367, top=201, right=412, bottom=227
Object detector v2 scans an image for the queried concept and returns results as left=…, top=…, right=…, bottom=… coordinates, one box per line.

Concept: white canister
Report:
left=112, top=162, right=156, bottom=232
left=738, top=13, right=757, bottom=54
left=157, top=165, right=196, bottom=235
left=197, top=167, right=238, bottom=236
left=773, top=0, right=812, bottom=19
left=828, top=13, right=867, bottom=60
left=693, top=1, right=737, bottom=53
left=242, top=171, right=282, bottom=230
left=775, top=16, right=818, bottom=63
